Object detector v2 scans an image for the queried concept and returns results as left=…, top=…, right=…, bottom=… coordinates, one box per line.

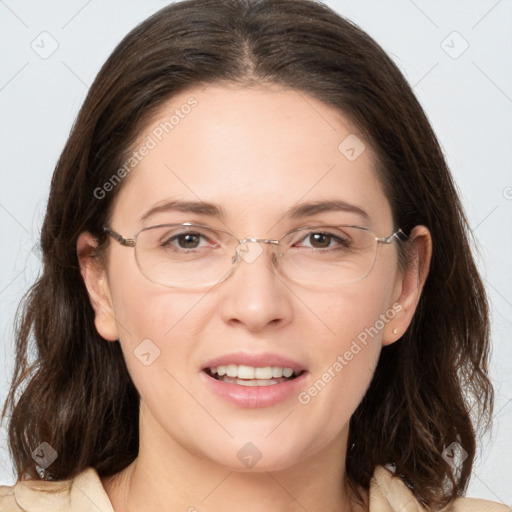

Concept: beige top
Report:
left=0, top=464, right=509, bottom=511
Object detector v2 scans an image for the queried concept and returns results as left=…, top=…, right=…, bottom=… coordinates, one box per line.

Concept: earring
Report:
left=392, top=328, right=398, bottom=334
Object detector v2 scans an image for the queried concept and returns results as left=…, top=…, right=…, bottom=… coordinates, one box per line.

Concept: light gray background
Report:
left=0, top=0, right=511, bottom=506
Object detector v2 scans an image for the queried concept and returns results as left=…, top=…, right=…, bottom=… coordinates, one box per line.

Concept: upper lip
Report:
left=202, top=352, right=306, bottom=372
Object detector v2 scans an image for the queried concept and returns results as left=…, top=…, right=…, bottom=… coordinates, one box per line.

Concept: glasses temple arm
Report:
left=103, top=226, right=136, bottom=247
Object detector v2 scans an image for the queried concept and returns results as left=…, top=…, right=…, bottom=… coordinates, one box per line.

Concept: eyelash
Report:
left=162, top=232, right=214, bottom=250
left=296, top=232, right=350, bottom=250
left=161, top=230, right=351, bottom=251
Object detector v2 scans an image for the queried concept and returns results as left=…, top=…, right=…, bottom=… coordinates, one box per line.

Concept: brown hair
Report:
left=1, top=0, right=493, bottom=509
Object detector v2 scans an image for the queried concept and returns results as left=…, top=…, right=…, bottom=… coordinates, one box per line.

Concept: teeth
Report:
left=236, top=378, right=278, bottom=387
left=209, top=365, right=300, bottom=380
left=226, top=364, right=238, bottom=378
left=239, top=365, right=255, bottom=379
left=217, top=375, right=287, bottom=386
left=282, top=368, right=293, bottom=378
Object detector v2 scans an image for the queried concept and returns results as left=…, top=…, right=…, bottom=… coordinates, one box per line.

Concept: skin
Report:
left=78, top=84, right=432, bottom=512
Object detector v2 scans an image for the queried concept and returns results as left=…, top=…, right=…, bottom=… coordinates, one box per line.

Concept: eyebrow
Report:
left=140, top=199, right=224, bottom=222
left=140, top=198, right=370, bottom=222
left=288, top=199, right=369, bottom=221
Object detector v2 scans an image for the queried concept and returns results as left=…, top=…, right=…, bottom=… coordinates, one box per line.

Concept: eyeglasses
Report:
left=103, top=223, right=406, bottom=289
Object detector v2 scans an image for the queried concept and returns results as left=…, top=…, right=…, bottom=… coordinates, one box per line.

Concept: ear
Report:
left=77, top=232, right=119, bottom=341
left=382, top=225, right=432, bottom=346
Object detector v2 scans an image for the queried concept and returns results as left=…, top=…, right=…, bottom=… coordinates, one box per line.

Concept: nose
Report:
left=219, top=240, right=294, bottom=332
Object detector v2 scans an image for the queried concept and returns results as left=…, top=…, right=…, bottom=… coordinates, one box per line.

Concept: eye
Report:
left=295, top=229, right=352, bottom=250
left=160, top=231, right=218, bottom=251
left=306, top=232, right=333, bottom=249
left=164, top=232, right=205, bottom=249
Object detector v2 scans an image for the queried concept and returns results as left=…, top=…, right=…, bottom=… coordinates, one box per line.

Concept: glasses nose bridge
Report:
left=227, top=236, right=282, bottom=279
left=235, top=236, right=281, bottom=260
left=238, top=236, right=280, bottom=246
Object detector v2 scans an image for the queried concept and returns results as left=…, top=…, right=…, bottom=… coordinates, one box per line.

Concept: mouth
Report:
left=200, top=356, right=309, bottom=407
left=203, top=365, right=305, bottom=387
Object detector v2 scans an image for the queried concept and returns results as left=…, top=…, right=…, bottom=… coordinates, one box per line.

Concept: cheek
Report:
left=295, top=281, right=396, bottom=429
left=107, top=279, right=211, bottom=436
left=305, top=275, right=397, bottom=356
left=107, top=245, right=198, bottom=340
left=105, top=255, right=209, bottom=381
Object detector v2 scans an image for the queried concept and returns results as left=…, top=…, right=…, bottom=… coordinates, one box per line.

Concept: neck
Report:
left=102, top=404, right=367, bottom=512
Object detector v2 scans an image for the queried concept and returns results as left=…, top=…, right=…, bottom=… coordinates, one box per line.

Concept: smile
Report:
left=205, top=364, right=303, bottom=386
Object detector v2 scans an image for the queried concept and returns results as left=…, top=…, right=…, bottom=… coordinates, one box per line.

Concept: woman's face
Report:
left=81, top=84, right=423, bottom=473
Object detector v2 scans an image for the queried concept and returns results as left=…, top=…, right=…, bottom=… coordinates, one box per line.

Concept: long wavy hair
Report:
left=1, top=0, right=493, bottom=509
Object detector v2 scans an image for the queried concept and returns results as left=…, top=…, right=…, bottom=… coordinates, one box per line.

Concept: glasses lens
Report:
left=135, top=224, right=235, bottom=288
left=134, top=224, right=380, bottom=288
left=279, top=226, right=378, bottom=286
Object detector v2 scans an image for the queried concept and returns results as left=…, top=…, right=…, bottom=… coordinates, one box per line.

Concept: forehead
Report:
left=110, top=84, right=392, bottom=235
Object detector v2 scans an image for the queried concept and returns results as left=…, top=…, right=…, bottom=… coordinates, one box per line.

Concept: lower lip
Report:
left=201, top=370, right=308, bottom=408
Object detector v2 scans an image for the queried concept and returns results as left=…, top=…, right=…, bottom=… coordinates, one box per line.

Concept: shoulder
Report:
left=369, top=465, right=510, bottom=512
left=0, top=467, right=114, bottom=512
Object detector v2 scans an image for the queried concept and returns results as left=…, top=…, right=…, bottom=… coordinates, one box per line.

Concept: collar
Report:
left=9, top=464, right=508, bottom=512
left=369, top=464, right=427, bottom=511
left=13, top=467, right=114, bottom=512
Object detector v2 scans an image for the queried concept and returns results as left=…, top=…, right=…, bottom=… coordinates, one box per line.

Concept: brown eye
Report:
left=309, top=233, right=332, bottom=248
left=160, top=231, right=210, bottom=250
left=298, top=231, right=351, bottom=250
left=168, top=233, right=203, bottom=249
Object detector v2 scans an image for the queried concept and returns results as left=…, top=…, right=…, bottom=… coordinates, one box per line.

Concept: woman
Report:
left=0, top=0, right=508, bottom=510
